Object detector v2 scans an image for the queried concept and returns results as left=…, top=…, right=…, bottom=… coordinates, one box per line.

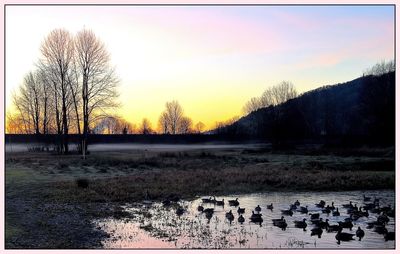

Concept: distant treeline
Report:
left=5, top=134, right=263, bottom=145
left=217, top=71, right=395, bottom=146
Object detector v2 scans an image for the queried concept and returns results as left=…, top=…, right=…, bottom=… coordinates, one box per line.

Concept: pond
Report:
left=94, top=190, right=395, bottom=249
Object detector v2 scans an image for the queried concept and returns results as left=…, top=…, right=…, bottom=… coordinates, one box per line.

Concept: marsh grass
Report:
left=5, top=146, right=395, bottom=248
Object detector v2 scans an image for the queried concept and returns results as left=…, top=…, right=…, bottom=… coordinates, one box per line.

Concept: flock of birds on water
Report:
left=168, top=194, right=395, bottom=245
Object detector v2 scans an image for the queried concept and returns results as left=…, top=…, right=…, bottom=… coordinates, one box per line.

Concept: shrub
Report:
left=76, top=178, right=89, bottom=188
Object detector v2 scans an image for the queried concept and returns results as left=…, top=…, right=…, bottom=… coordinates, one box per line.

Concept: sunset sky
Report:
left=5, top=5, right=394, bottom=130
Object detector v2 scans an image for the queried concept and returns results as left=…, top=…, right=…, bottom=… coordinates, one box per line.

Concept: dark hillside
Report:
left=220, top=72, right=395, bottom=146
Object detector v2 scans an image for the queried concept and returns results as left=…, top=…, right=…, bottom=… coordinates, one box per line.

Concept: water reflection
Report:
left=95, top=190, right=395, bottom=249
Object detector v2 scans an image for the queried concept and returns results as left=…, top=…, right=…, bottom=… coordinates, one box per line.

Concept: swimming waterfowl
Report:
left=267, top=203, right=274, bottom=210
left=250, top=211, right=263, bottom=223
left=322, top=206, right=331, bottom=214
left=326, top=222, right=341, bottom=233
left=294, top=200, right=300, bottom=206
left=203, top=208, right=214, bottom=214
left=238, top=214, right=245, bottom=224
left=203, top=208, right=214, bottom=221
left=281, top=209, right=293, bottom=216
left=228, top=198, right=239, bottom=207
left=294, top=218, right=307, bottom=230
left=332, top=208, right=340, bottom=216
left=309, top=213, right=320, bottom=220
left=377, top=212, right=389, bottom=224
left=237, top=207, right=245, bottom=214
left=299, top=206, right=308, bottom=214
left=255, top=205, right=261, bottom=212
left=274, top=219, right=287, bottom=230
left=202, top=197, right=213, bottom=203
left=315, top=200, right=326, bottom=208
left=347, top=204, right=358, bottom=214
left=356, top=227, right=365, bottom=241
left=313, top=218, right=329, bottom=229
left=176, top=207, right=185, bottom=216
left=272, top=216, right=285, bottom=225
left=311, top=217, right=321, bottom=225
left=310, top=227, right=323, bottom=238
left=215, top=198, right=225, bottom=206
left=342, top=201, right=353, bottom=209
left=225, top=210, right=234, bottom=223
left=336, top=227, right=355, bottom=244
left=289, top=204, right=297, bottom=210
left=205, top=211, right=213, bottom=220
left=319, top=219, right=329, bottom=229
left=338, top=221, right=353, bottom=230
left=358, top=207, right=369, bottom=217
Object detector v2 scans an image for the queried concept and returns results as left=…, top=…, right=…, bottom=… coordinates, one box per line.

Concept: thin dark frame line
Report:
left=3, top=3, right=396, bottom=250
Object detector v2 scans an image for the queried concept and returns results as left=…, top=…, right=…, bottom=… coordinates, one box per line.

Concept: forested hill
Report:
left=218, top=72, right=395, bottom=145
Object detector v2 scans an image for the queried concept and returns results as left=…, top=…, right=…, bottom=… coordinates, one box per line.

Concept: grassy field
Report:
left=5, top=145, right=395, bottom=248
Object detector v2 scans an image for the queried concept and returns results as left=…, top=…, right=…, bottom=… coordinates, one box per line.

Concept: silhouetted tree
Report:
left=270, top=81, right=298, bottom=106
left=6, top=111, right=27, bottom=134
left=178, top=116, right=193, bottom=134
left=75, top=28, right=119, bottom=157
left=243, top=81, right=298, bottom=115
left=93, top=116, right=134, bottom=134
left=194, top=121, right=205, bottom=134
left=164, top=100, right=183, bottom=134
left=363, top=60, right=395, bottom=76
left=158, top=111, right=169, bottom=134
left=243, top=97, right=261, bottom=114
left=140, top=118, right=153, bottom=134
left=40, top=28, right=75, bottom=153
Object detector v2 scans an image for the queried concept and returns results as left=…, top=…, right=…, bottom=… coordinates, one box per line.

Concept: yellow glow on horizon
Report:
left=5, top=6, right=394, bottom=132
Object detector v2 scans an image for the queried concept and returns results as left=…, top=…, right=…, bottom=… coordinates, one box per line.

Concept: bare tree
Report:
left=75, top=28, right=119, bottom=156
left=194, top=121, right=205, bottom=133
left=40, top=28, right=75, bottom=153
left=363, top=60, right=395, bottom=76
left=6, top=111, right=28, bottom=134
left=243, top=81, right=298, bottom=116
left=164, top=100, right=183, bottom=134
left=260, top=89, right=274, bottom=107
left=243, top=97, right=261, bottom=114
left=178, top=116, right=193, bottom=134
left=140, top=118, right=153, bottom=134
left=270, top=81, right=297, bottom=105
left=37, top=69, right=51, bottom=134
left=158, top=111, right=170, bottom=134
left=38, top=62, right=63, bottom=135
left=120, top=119, right=135, bottom=134
left=11, top=71, right=41, bottom=134
left=66, top=60, right=82, bottom=135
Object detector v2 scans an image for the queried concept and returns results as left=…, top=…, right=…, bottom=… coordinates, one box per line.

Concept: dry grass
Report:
left=5, top=146, right=395, bottom=248
left=7, top=147, right=393, bottom=203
